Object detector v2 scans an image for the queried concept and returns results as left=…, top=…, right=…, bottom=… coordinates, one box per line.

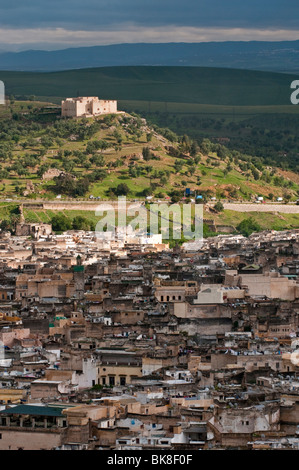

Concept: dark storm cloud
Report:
left=1, top=0, right=298, bottom=30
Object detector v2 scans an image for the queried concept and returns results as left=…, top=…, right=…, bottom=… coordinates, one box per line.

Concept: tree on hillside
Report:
left=72, top=216, right=91, bottom=231
left=142, top=147, right=151, bottom=161
left=142, top=187, right=152, bottom=197
left=146, top=132, right=153, bottom=142
left=112, top=183, right=130, bottom=196
left=190, top=141, right=199, bottom=157
left=251, top=168, right=260, bottom=181
left=174, top=159, right=184, bottom=173
left=90, top=154, right=105, bottom=167
left=214, top=201, right=224, bottom=212
left=91, top=169, right=107, bottom=182
left=236, top=217, right=261, bottom=237
left=53, top=174, right=90, bottom=197
left=51, top=214, right=72, bottom=232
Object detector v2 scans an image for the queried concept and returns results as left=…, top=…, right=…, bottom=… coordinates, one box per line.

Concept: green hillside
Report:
left=0, top=100, right=298, bottom=203
left=0, top=99, right=298, bottom=238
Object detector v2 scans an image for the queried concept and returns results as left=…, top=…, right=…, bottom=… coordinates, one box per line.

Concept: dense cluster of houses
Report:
left=0, top=223, right=299, bottom=449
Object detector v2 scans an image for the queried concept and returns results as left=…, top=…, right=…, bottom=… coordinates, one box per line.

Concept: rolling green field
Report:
left=1, top=66, right=298, bottom=106
left=119, top=101, right=299, bottom=118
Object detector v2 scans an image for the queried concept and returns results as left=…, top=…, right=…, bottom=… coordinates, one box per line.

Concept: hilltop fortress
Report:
left=61, top=96, right=117, bottom=117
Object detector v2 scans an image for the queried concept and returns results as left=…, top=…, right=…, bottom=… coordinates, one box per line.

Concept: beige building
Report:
left=15, top=272, right=76, bottom=300
left=154, top=280, right=199, bottom=303
left=61, top=96, right=117, bottom=117
left=209, top=403, right=280, bottom=448
left=15, top=223, right=52, bottom=239
left=96, top=350, right=142, bottom=386
left=225, top=270, right=299, bottom=301
left=0, top=403, right=116, bottom=450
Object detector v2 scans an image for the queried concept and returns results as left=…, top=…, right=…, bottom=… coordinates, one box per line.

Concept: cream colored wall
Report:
left=98, top=364, right=142, bottom=385
left=61, top=97, right=117, bottom=117
left=240, top=273, right=297, bottom=300
left=194, top=285, right=223, bottom=304
left=0, top=430, right=63, bottom=450
left=0, top=328, right=30, bottom=347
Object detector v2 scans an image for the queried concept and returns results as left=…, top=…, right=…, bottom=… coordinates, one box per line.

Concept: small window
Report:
left=109, top=376, right=115, bottom=386
left=120, top=377, right=126, bottom=386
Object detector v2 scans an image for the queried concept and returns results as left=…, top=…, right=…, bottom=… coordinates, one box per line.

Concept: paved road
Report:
left=223, top=203, right=299, bottom=213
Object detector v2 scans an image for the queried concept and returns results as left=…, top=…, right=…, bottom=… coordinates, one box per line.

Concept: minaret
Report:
left=73, top=255, right=84, bottom=300
left=19, top=204, right=25, bottom=223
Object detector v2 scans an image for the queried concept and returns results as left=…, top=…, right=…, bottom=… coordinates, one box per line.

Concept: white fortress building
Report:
left=61, top=96, right=117, bottom=117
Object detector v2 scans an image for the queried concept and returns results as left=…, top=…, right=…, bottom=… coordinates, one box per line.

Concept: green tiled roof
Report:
left=73, top=266, right=84, bottom=272
left=0, top=405, right=64, bottom=417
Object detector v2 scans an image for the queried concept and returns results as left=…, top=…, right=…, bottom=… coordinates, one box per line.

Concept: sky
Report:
left=0, top=0, right=298, bottom=51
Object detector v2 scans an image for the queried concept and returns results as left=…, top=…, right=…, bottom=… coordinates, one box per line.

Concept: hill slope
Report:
left=0, top=101, right=298, bottom=204
left=0, top=102, right=298, bottom=237
left=1, top=41, right=299, bottom=72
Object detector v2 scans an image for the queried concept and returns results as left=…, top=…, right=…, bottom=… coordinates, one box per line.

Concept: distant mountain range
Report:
left=1, top=41, right=299, bottom=72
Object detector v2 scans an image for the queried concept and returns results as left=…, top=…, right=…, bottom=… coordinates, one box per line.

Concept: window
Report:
left=109, top=376, right=115, bottom=386
left=120, top=376, right=126, bottom=386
